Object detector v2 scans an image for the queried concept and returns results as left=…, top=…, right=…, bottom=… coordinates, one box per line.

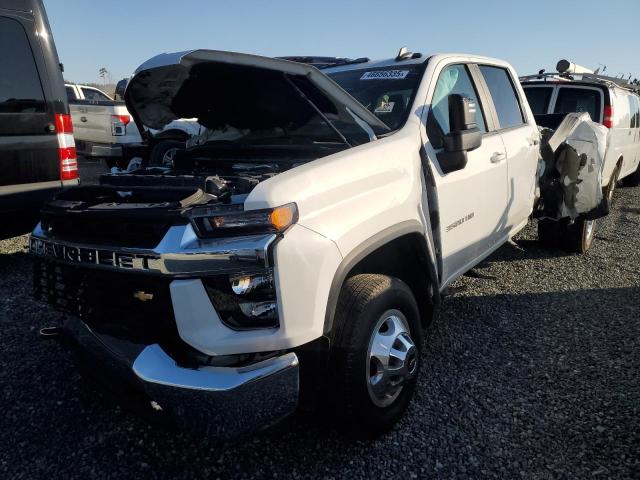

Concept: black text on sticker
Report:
left=361, top=70, right=410, bottom=80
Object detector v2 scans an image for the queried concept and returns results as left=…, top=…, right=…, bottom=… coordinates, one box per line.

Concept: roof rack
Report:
left=520, top=72, right=640, bottom=94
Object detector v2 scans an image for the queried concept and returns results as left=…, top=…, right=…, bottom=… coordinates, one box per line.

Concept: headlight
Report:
left=191, top=203, right=298, bottom=238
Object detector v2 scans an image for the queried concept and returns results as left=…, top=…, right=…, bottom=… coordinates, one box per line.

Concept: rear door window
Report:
left=0, top=17, right=46, bottom=115
left=627, top=95, right=639, bottom=128
left=523, top=87, right=553, bottom=115
left=426, top=64, right=486, bottom=149
left=66, top=86, right=76, bottom=101
left=553, top=87, right=602, bottom=123
left=479, top=65, right=525, bottom=129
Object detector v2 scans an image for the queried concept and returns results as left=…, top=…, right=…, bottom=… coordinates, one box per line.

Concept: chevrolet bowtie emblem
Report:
left=133, top=291, right=154, bottom=302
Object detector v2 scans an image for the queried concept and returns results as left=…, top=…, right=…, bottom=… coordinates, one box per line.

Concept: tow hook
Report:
left=39, top=326, right=62, bottom=338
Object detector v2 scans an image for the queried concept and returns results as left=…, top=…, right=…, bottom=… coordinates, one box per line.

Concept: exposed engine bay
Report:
left=39, top=144, right=341, bottom=248
left=55, top=143, right=342, bottom=209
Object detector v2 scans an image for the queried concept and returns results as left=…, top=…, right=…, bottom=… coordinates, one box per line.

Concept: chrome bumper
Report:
left=65, top=317, right=299, bottom=438
left=30, top=223, right=276, bottom=276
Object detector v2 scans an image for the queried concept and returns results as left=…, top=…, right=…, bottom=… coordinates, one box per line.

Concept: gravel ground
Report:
left=1, top=183, right=639, bottom=480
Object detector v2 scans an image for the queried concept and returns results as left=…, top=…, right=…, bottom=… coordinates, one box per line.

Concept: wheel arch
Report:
left=152, top=128, right=191, bottom=141
left=323, top=221, right=440, bottom=335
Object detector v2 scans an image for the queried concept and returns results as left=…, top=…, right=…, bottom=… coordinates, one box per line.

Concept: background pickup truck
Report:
left=67, top=82, right=201, bottom=168
left=65, top=83, right=145, bottom=163
left=31, top=49, right=608, bottom=439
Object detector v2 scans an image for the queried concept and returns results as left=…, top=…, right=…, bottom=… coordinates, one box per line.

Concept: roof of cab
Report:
left=322, top=52, right=517, bottom=75
left=322, top=55, right=428, bottom=74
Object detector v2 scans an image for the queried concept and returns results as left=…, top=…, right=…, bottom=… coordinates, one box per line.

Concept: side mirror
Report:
left=437, top=94, right=482, bottom=173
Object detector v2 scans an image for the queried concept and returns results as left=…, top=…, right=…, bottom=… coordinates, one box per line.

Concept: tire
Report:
left=602, top=165, right=620, bottom=213
left=561, top=218, right=596, bottom=253
left=328, top=274, right=423, bottom=437
left=538, top=218, right=561, bottom=249
left=149, top=140, right=184, bottom=167
left=622, top=163, right=640, bottom=187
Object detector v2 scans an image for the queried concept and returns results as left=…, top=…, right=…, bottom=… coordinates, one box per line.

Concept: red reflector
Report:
left=59, top=147, right=78, bottom=180
left=603, top=105, right=613, bottom=128
left=55, top=113, right=73, bottom=133
left=112, top=114, right=131, bottom=125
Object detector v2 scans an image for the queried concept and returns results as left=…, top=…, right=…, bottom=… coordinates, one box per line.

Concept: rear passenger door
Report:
left=423, top=63, right=508, bottom=285
left=0, top=12, right=60, bottom=190
left=477, top=65, right=540, bottom=234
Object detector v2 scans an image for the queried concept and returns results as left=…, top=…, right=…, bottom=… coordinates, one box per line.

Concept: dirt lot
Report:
left=1, top=178, right=638, bottom=479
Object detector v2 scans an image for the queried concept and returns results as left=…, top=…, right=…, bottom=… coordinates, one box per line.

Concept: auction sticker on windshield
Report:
left=361, top=70, right=410, bottom=80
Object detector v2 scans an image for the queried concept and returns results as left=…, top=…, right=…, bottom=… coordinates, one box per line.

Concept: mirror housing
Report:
left=437, top=94, right=482, bottom=173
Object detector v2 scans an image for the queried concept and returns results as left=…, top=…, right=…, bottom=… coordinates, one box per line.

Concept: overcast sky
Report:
left=44, top=0, right=640, bottom=84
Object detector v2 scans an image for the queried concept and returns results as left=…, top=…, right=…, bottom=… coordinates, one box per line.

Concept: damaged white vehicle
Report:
left=30, top=49, right=608, bottom=438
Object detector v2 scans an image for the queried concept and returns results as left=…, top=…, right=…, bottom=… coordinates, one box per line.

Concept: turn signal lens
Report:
left=269, top=205, right=295, bottom=230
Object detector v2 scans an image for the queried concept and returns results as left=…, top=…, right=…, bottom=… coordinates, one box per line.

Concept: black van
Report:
left=0, top=0, right=78, bottom=237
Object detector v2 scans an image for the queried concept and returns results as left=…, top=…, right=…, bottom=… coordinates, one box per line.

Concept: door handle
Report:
left=529, top=138, right=540, bottom=146
left=490, top=152, right=506, bottom=163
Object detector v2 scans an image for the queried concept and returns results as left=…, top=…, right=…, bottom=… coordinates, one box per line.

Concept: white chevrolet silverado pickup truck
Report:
left=30, top=49, right=607, bottom=438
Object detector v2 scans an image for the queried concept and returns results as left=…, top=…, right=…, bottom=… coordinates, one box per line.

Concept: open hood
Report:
left=125, top=49, right=390, bottom=143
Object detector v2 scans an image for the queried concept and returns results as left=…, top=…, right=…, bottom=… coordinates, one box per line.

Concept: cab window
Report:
left=426, top=64, right=486, bottom=149
left=0, top=17, right=46, bottom=116
left=479, top=65, right=525, bottom=129
left=81, top=87, right=111, bottom=102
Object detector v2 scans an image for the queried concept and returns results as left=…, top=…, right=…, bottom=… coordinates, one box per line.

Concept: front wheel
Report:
left=328, top=274, right=423, bottom=437
left=149, top=140, right=185, bottom=168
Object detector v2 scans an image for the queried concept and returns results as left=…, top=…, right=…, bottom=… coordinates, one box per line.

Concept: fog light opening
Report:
left=230, top=272, right=274, bottom=295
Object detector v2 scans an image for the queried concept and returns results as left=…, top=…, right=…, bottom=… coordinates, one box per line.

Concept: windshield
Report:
left=327, top=64, right=425, bottom=131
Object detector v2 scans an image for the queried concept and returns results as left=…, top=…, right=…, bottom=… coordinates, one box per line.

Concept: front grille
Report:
left=34, top=259, right=178, bottom=346
left=40, top=215, right=176, bottom=248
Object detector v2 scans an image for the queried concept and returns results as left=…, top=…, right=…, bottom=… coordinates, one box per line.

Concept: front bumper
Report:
left=65, top=315, right=299, bottom=438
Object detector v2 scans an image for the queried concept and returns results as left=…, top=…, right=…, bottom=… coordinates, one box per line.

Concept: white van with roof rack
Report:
left=521, top=60, right=640, bottom=200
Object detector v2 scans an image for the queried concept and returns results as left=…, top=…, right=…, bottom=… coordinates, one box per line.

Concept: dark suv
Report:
left=0, top=0, right=78, bottom=237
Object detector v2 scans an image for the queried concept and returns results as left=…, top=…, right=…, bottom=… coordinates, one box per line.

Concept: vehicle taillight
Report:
left=55, top=113, right=78, bottom=181
left=111, top=114, right=130, bottom=136
left=603, top=105, right=614, bottom=128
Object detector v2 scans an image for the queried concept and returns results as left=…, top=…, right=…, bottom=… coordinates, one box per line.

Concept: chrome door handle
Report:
left=490, top=152, right=506, bottom=163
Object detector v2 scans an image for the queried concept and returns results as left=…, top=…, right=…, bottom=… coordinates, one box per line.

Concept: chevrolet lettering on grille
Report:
left=29, top=237, right=158, bottom=271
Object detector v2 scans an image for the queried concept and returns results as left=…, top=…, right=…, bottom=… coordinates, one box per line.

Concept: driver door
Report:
left=422, top=63, right=508, bottom=286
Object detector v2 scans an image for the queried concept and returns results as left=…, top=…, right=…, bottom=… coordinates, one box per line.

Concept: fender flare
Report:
left=322, top=220, right=440, bottom=334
